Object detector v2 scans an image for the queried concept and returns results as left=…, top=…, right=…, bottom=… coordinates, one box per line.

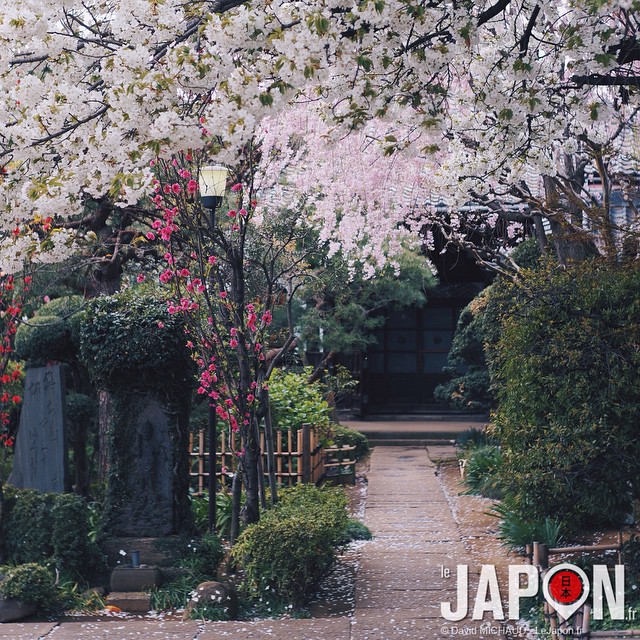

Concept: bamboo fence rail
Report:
left=189, top=423, right=355, bottom=493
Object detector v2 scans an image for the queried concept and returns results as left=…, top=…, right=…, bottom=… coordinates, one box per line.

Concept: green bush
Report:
left=268, top=368, right=332, bottom=433
left=339, top=518, right=372, bottom=544
left=79, top=289, right=194, bottom=395
left=14, top=296, right=84, bottom=365
left=231, top=484, right=348, bottom=607
left=325, top=424, right=369, bottom=460
left=492, top=260, right=640, bottom=530
left=0, top=563, right=55, bottom=609
left=435, top=240, right=543, bottom=412
left=1, top=488, right=101, bottom=579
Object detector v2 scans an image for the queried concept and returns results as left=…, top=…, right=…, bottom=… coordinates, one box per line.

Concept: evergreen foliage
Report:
left=493, top=260, right=640, bottom=530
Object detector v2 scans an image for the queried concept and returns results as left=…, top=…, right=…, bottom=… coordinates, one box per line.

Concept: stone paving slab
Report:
left=352, top=447, right=485, bottom=638
left=197, top=618, right=352, bottom=639
left=0, top=622, right=57, bottom=638
left=42, top=620, right=201, bottom=639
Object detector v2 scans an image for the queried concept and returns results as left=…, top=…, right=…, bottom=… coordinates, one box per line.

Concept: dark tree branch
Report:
left=477, top=0, right=512, bottom=27
left=518, top=4, right=540, bottom=56
left=31, top=104, right=109, bottom=145
left=571, top=74, right=640, bottom=87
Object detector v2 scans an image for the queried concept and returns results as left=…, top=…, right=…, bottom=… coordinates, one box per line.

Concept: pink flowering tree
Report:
left=140, top=150, right=319, bottom=527
left=0, top=274, right=29, bottom=516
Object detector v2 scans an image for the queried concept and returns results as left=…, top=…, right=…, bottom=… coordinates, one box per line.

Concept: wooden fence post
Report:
left=539, top=543, right=549, bottom=570
left=533, top=541, right=540, bottom=568
left=301, top=423, right=311, bottom=484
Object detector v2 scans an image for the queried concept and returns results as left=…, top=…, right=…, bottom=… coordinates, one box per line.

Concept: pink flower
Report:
left=247, top=394, right=255, bottom=403
left=136, top=274, right=146, bottom=283
left=171, top=183, right=181, bottom=194
left=229, top=338, right=238, bottom=348
left=187, top=179, right=198, bottom=194
left=227, top=210, right=237, bottom=218
left=208, top=256, right=217, bottom=264
left=179, top=268, right=190, bottom=278
left=262, top=310, right=272, bottom=325
left=239, top=208, right=248, bottom=217
left=146, top=232, right=156, bottom=240
left=230, top=183, right=243, bottom=192
left=157, top=321, right=165, bottom=328
left=219, top=291, right=227, bottom=299
left=230, top=327, right=238, bottom=336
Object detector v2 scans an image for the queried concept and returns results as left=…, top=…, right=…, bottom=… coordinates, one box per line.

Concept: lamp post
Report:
left=198, top=164, right=228, bottom=532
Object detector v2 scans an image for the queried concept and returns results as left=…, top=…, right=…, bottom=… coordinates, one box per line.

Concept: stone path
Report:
left=1, top=446, right=502, bottom=640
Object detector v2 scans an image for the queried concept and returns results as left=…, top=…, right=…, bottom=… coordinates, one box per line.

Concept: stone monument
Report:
left=8, top=364, right=67, bottom=492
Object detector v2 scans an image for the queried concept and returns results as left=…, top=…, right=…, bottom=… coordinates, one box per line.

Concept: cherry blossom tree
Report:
left=0, top=0, right=639, bottom=274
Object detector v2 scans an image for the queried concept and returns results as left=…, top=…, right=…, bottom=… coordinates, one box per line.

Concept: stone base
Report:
left=105, top=592, right=152, bottom=613
left=110, top=566, right=162, bottom=592
left=0, top=598, right=37, bottom=622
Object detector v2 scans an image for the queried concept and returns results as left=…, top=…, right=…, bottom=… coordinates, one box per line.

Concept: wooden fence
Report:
left=189, top=423, right=355, bottom=493
left=527, top=536, right=638, bottom=639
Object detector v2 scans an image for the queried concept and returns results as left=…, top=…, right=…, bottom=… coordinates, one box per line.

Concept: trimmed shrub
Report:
left=231, top=484, right=348, bottom=607
left=79, top=289, right=194, bottom=396
left=14, top=296, right=84, bottom=365
left=492, top=260, right=640, bottom=530
left=339, top=518, right=372, bottom=544
left=325, top=424, right=369, bottom=460
left=0, top=563, right=55, bottom=610
left=1, top=488, right=101, bottom=579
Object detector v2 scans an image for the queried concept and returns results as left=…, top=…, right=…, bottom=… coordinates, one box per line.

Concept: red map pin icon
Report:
left=543, top=563, right=590, bottom=622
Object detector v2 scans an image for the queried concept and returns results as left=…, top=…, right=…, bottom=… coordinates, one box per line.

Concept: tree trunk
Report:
left=241, top=437, right=260, bottom=526
left=230, top=472, right=242, bottom=546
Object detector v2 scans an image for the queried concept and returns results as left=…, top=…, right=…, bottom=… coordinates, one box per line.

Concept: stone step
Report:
left=368, top=438, right=456, bottom=447
left=106, top=591, right=152, bottom=613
